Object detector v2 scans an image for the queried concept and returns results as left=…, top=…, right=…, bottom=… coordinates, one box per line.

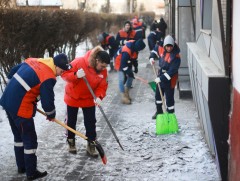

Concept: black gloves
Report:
left=134, top=66, right=138, bottom=73
left=133, top=60, right=138, bottom=74
left=127, top=71, right=135, bottom=78
left=124, top=68, right=135, bottom=79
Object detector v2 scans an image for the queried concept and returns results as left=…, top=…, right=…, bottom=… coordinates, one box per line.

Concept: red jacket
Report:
left=61, top=48, right=108, bottom=108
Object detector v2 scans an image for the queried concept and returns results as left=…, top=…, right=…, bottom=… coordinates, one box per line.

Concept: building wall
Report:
left=187, top=0, right=230, bottom=180
left=61, top=0, right=164, bottom=15
left=228, top=0, right=240, bottom=180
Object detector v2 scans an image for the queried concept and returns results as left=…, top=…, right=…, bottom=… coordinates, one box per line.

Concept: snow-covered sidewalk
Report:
left=0, top=45, right=221, bottom=181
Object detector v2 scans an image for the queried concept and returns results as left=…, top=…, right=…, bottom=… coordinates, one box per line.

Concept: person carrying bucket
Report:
left=149, top=35, right=181, bottom=119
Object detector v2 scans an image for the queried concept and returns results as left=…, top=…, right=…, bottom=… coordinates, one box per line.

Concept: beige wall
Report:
left=61, top=0, right=164, bottom=15
left=61, top=0, right=79, bottom=10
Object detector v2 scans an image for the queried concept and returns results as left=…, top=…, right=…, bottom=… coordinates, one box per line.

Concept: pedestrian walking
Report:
left=61, top=46, right=110, bottom=156
left=150, top=20, right=158, bottom=31
left=149, top=35, right=181, bottom=119
left=97, top=32, right=119, bottom=71
left=116, top=21, right=137, bottom=47
left=158, top=17, right=168, bottom=37
left=0, top=53, right=72, bottom=180
left=114, top=39, right=146, bottom=104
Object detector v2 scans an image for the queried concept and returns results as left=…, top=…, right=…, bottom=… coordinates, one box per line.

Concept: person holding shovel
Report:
left=61, top=46, right=110, bottom=156
left=149, top=35, right=181, bottom=119
left=0, top=53, right=72, bottom=180
left=114, top=39, right=146, bottom=104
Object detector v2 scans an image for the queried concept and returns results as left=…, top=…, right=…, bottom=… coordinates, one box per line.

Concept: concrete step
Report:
left=178, top=80, right=192, bottom=99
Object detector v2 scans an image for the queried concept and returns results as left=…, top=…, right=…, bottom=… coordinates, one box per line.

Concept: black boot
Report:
left=27, top=170, right=47, bottom=180
left=152, top=112, right=158, bottom=119
left=18, top=168, right=26, bottom=174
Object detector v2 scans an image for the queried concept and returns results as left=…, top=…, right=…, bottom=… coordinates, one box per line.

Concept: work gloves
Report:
left=76, top=68, right=85, bottom=78
left=149, top=58, right=155, bottom=65
left=123, top=67, right=135, bottom=79
left=133, top=60, right=138, bottom=73
left=154, top=77, right=161, bottom=84
left=134, top=66, right=138, bottom=73
left=94, top=97, right=102, bottom=106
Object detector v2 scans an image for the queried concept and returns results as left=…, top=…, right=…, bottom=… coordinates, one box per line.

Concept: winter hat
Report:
left=134, top=39, right=146, bottom=51
left=124, top=21, right=131, bottom=26
left=163, top=35, right=175, bottom=47
left=96, top=51, right=110, bottom=64
left=97, top=33, right=104, bottom=43
left=53, top=53, right=72, bottom=70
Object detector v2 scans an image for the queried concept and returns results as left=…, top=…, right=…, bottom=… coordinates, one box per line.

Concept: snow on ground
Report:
left=0, top=40, right=221, bottom=181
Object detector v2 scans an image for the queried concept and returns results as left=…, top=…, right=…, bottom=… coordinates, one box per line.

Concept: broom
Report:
left=152, top=65, right=179, bottom=135
left=135, top=75, right=157, bottom=93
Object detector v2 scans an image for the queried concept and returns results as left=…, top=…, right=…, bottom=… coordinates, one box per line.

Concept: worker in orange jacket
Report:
left=61, top=46, right=110, bottom=156
left=0, top=54, right=71, bottom=180
left=114, top=39, right=146, bottom=104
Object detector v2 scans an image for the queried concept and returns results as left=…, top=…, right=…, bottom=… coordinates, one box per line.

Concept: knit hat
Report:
left=53, top=53, right=72, bottom=70
left=96, top=51, right=110, bottom=64
left=163, top=35, right=175, bottom=47
left=134, top=39, right=146, bottom=51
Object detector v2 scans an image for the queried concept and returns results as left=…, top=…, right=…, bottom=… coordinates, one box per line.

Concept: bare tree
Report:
left=0, top=0, right=10, bottom=8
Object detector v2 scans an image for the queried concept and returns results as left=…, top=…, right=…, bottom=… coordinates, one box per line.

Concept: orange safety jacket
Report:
left=114, top=40, right=138, bottom=71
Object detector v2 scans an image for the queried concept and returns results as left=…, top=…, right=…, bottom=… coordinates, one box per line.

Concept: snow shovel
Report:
left=152, top=65, right=179, bottom=135
left=82, top=76, right=124, bottom=151
left=36, top=108, right=107, bottom=165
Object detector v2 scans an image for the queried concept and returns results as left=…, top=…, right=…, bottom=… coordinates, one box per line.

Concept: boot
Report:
left=121, top=93, right=131, bottom=104
left=27, top=170, right=47, bottom=180
left=86, top=142, right=98, bottom=157
left=152, top=111, right=158, bottom=119
left=124, top=88, right=131, bottom=101
left=67, top=139, right=77, bottom=154
left=18, top=168, right=26, bottom=174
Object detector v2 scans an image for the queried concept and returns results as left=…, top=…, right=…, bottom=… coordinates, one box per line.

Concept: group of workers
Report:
left=0, top=16, right=181, bottom=180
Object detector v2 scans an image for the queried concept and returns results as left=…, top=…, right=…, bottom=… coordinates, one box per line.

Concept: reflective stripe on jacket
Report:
left=0, top=58, right=56, bottom=118
left=114, top=40, right=138, bottom=71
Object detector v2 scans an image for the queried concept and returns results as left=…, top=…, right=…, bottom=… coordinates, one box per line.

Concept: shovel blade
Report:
left=93, top=140, right=107, bottom=165
left=156, top=113, right=169, bottom=135
left=168, top=113, right=179, bottom=134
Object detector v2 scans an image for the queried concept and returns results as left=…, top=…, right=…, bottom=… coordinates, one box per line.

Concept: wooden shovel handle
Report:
left=37, top=108, right=88, bottom=140
left=152, top=65, right=167, bottom=112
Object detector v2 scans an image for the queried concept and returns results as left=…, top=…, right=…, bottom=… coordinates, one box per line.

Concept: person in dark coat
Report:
left=150, top=20, right=159, bottom=31
left=147, top=25, right=164, bottom=51
left=158, top=17, right=168, bottom=37
left=149, top=35, right=181, bottom=119
left=97, top=32, right=119, bottom=71
left=0, top=54, right=72, bottom=180
left=114, top=39, right=146, bottom=104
